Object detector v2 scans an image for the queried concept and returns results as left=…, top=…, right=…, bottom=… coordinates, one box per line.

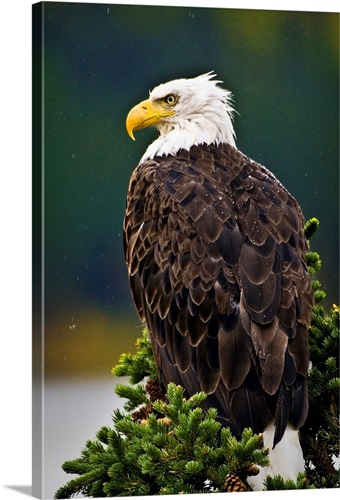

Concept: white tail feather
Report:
left=247, top=422, right=305, bottom=491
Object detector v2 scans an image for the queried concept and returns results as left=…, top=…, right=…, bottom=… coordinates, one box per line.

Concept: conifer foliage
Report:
left=55, top=380, right=269, bottom=498
left=55, top=219, right=339, bottom=498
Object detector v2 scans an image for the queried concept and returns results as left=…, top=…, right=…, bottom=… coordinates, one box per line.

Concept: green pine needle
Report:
left=304, top=217, right=320, bottom=240
left=265, top=472, right=314, bottom=490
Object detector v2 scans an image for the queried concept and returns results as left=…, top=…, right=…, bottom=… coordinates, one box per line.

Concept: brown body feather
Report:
left=124, top=142, right=313, bottom=446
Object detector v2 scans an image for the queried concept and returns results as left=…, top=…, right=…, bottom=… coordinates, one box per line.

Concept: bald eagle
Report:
left=124, top=73, right=313, bottom=488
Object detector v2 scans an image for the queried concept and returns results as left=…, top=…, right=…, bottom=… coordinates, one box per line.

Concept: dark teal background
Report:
left=39, top=2, right=339, bottom=377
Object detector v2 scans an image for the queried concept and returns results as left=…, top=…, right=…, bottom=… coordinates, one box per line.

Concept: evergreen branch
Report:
left=115, top=383, right=149, bottom=412
left=301, top=302, right=339, bottom=488
left=264, top=472, right=314, bottom=490
left=304, top=217, right=320, bottom=240
left=112, top=327, right=157, bottom=384
left=55, top=383, right=269, bottom=497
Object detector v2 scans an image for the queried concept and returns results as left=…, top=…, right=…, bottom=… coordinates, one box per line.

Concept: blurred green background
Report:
left=41, top=2, right=339, bottom=378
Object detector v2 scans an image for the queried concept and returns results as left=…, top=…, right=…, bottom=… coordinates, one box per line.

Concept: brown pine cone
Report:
left=241, top=464, right=260, bottom=477
left=131, top=404, right=152, bottom=422
left=224, top=472, right=246, bottom=492
left=146, top=378, right=165, bottom=402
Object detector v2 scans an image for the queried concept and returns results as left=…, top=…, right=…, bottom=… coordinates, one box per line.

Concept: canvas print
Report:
left=32, top=1, right=339, bottom=498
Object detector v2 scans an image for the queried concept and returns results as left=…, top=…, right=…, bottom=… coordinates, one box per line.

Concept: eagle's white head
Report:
left=126, top=72, right=236, bottom=163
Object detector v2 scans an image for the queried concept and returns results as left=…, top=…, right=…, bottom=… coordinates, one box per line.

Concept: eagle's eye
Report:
left=164, top=94, right=178, bottom=106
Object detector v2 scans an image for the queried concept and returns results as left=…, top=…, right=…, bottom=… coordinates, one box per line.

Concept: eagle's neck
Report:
left=139, top=105, right=236, bottom=164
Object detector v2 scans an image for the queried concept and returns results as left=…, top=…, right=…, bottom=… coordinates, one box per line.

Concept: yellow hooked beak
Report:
left=126, top=99, right=175, bottom=140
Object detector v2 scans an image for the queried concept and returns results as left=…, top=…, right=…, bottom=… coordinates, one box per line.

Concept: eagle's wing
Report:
left=123, top=143, right=313, bottom=444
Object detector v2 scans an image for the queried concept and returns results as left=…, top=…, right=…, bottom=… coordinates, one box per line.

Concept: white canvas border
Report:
left=0, top=0, right=338, bottom=499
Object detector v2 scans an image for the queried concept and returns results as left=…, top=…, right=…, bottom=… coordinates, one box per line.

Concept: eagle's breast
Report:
left=123, top=141, right=312, bottom=444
